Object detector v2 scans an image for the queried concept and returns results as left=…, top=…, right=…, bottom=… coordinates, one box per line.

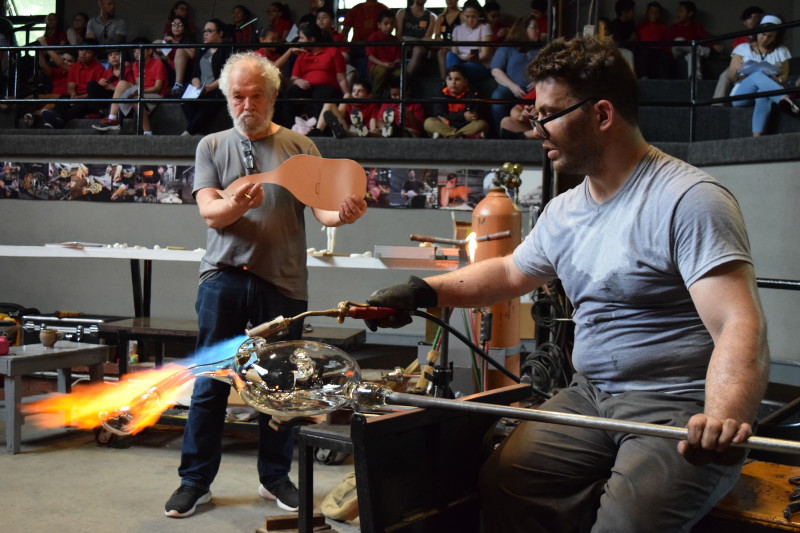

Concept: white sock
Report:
left=108, top=114, right=117, bottom=120
left=143, top=131, right=153, bottom=136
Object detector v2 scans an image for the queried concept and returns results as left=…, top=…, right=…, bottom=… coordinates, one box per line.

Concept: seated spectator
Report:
left=67, top=12, right=89, bottom=46
left=423, top=64, right=489, bottom=138
left=41, top=39, right=106, bottom=128
left=22, top=41, right=74, bottom=127
left=278, top=21, right=350, bottom=130
left=434, top=0, right=461, bottom=77
left=777, top=79, right=800, bottom=119
left=316, top=7, right=355, bottom=84
left=529, top=0, right=548, bottom=41
left=609, top=0, right=637, bottom=69
left=635, top=1, right=670, bottom=78
left=154, top=14, right=197, bottom=96
left=484, top=2, right=509, bottom=42
left=163, top=2, right=196, bottom=41
left=665, top=1, right=717, bottom=79
left=86, top=0, right=127, bottom=45
left=230, top=4, right=256, bottom=44
left=366, top=9, right=401, bottom=97
left=266, top=2, right=293, bottom=42
left=713, top=5, right=764, bottom=102
left=254, top=27, right=300, bottom=73
left=298, top=0, right=326, bottom=27
left=180, top=19, right=232, bottom=136
left=446, top=0, right=493, bottom=81
left=439, top=172, right=471, bottom=207
left=396, top=0, right=437, bottom=78
left=320, top=78, right=379, bottom=138
left=342, top=0, right=389, bottom=78
left=93, top=37, right=168, bottom=134
left=376, top=77, right=426, bottom=137
left=498, top=90, right=536, bottom=139
left=83, top=47, right=129, bottom=109
left=42, top=13, right=67, bottom=46
left=490, top=15, right=538, bottom=136
left=727, top=14, right=792, bottom=137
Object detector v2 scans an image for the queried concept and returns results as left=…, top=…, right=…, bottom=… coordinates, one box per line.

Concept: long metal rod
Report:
left=386, top=392, right=800, bottom=455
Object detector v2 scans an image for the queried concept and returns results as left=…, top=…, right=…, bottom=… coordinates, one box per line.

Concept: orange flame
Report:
left=466, top=232, right=478, bottom=262
left=25, top=364, right=191, bottom=435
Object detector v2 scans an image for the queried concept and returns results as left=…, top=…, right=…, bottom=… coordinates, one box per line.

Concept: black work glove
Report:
left=364, top=275, right=438, bottom=331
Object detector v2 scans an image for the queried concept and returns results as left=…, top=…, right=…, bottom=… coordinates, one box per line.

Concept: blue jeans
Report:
left=731, top=71, right=784, bottom=134
left=178, top=268, right=308, bottom=491
left=490, top=85, right=516, bottom=137
left=445, top=51, right=491, bottom=81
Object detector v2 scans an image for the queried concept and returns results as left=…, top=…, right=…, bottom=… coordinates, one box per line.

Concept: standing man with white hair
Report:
left=165, top=52, right=367, bottom=519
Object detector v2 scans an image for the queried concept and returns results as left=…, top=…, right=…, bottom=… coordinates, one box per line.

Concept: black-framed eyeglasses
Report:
left=203, top=28, right=217, bottom=34
left=529, top=97, right=598, bottom=139
left=171, top=22, right=184, bottom=27
left=241, top=139, right=254, bottom=172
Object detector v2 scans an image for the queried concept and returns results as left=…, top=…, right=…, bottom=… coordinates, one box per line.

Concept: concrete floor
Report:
left=0, top=413, right=362, bottom=533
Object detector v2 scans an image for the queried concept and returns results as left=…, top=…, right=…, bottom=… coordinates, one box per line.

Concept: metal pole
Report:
left=385, top=392, right=800, bottom=455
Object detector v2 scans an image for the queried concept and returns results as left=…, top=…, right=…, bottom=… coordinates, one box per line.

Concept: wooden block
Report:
left=264, top=512, right=327, bottom=531
left=700, top=461, right=800, bottom=531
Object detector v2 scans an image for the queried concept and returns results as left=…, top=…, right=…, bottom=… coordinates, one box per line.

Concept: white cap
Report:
left=760, top=14, right=783, bottom=26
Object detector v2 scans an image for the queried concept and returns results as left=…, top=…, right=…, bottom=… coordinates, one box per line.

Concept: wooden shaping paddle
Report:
left=219, top=154, right=366, bottom=211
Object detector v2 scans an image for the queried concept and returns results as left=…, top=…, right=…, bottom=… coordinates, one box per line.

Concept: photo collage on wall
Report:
left=1, top=162, right=195, bottom=203
left=3, top=162, right=539, bottom=209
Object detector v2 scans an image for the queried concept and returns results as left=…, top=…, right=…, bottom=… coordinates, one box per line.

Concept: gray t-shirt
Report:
left=86, top=16, right=127, bottom=44
left=513, top=146, right=752, bottom=394
left=193, top=127, right=321, bottom=301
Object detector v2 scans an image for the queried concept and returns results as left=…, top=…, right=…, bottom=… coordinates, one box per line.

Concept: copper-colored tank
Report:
left=472, top=188, right=522, bottom=389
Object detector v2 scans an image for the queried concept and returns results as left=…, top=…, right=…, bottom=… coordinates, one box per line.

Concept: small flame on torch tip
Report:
left=467, top=232, right=478, bottom=262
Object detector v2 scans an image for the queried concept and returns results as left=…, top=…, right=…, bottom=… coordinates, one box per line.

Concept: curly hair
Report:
left=527, top=35, right=638, bottom=125
left=219, top=52, right=282, bottom=100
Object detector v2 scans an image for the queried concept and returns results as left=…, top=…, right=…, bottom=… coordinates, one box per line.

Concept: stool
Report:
left=0, top=341, right=109, bottom=454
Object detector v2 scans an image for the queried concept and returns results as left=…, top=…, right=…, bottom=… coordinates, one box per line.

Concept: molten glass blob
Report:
left=100, top=339, right=364, bottom=436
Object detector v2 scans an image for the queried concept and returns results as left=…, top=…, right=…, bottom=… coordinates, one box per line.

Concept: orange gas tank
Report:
left=472, top=188, right=522, bottom=389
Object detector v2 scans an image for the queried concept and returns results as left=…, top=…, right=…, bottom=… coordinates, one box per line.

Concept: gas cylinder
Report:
left=472, top=188, right=522, bottom=389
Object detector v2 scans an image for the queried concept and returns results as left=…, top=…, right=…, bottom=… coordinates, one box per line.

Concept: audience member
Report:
left=484, top=2, right=509, bottom=42
left=727, top=14, right=792, bottom=137
left=529, top=0, right=548, bottom=41
left=498, top=90, right=536, bottom=139
left=298, top=0, right=326, bottom=27
left=366, top=10, right=401, bottom=97
left=321, top=78, right=379, bottom=138
left=163, top=2, right=196, bottom=41
left=490, top=15, right=538, bottom=136
left=396, top=0, right=437, bottom=78
left=401, top=169, right=427, bottom=207
left=635, top=1, right=670, bottom=78
left=266, top=3, right=293, bottom=42
left=317, top=7, right=354, bottom=84
left=423, top=64, right=489, bottom=138
left=230, top=5, right=256, bottom=44
left=42, top=13, right=67, bottom=46
left=447, top=0, right=493, bottom=81
left=86, top=47, right=129, bottom=101
left=279, top=22, right=350, bottom=130
left=93, top=37, right=168, bottom=135
left=23, top=40, right=74, bottom=127
left=254, top=27, right=300, bottom=74
left=665, top=1, right=716, bottom=79
left=86, top=0, right=127, bottom=45
left=609, top=0, right=637, bottom=69
left=180, top=19, right=232, bottom=136
left=713, top=5, right=765, bottom=103
left=342, top=0, right=388, bottom=77
left=434, top=0, right=461, bottom=77
left=376, top=77, right=426, bottom=137
left=67, top=12, right=89, bottom=46
left=155, top=15, right=197, bottom=97
left=41, top=39, right=105, bottom=128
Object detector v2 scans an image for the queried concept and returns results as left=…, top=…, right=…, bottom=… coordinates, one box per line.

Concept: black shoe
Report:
left=165, top=485, right=211, bottom=518
left=259, top=479, right=299, bottom=512
left=778, top=98, right=800, bottom=118
left=306, top=127, right=323, bottom=137
left=324, top=110, right=345, bottom=139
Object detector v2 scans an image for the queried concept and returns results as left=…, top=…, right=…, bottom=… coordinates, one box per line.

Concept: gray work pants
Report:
left=480, top=374, right=743, bottom=533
